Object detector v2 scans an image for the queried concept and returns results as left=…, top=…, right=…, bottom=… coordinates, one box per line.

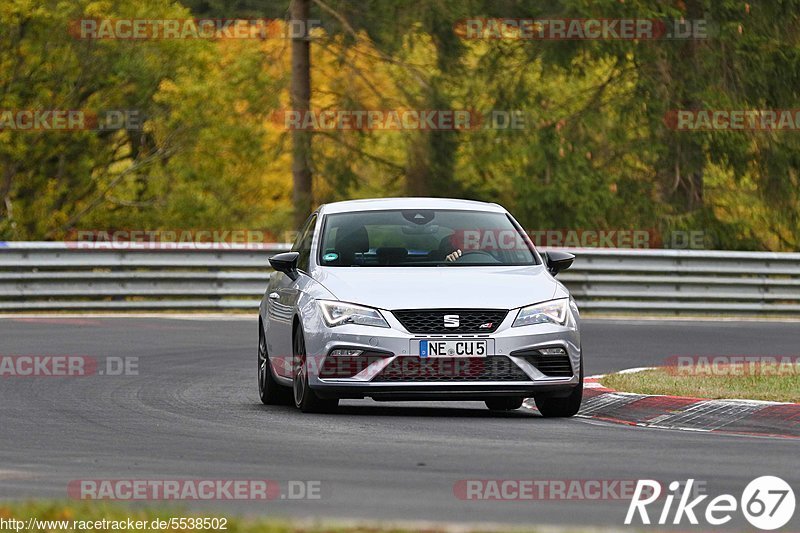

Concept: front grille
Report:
left=513, top=349, right=574, bottom=377
left=393, top=309, right=508, bottom=333
left=372, top=356, right=530, bottom=382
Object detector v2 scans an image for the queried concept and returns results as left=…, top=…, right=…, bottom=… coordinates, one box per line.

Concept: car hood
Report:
left=313, top=265, right=559, bottom=310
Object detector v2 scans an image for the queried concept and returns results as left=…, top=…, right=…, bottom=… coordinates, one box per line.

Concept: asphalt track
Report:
left=1, top=317, right=798, bottom=529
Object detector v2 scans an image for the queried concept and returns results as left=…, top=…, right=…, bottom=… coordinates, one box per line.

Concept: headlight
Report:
left=318, top=300, right=389, bottom=328
left=512, top=298, right=569, bottom=327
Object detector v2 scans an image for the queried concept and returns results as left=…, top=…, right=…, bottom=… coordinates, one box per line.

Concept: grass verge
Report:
left=601, top=366, right=800, bottom=403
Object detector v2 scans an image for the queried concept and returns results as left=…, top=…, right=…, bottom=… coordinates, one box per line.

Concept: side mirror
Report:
left=269, top=251, right=300, bottom=280
left=544, top=250, right=574, bottom=276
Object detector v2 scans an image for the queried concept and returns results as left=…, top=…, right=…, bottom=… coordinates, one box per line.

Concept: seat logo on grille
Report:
left=443, top=314, right=460, bottom=328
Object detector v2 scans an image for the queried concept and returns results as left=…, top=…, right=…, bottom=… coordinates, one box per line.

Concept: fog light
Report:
left=539, top=347, right=566, bottom=356
left=330, top=349, right=364, bottom=357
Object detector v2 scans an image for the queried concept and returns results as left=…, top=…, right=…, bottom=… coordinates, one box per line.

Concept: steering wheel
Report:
left=452, top=250, right=498, bottom=263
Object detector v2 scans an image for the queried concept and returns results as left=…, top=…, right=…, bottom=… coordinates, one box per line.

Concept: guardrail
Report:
left=0, top=242, right=288, bottom=311
left=554, top=248, right=800, bottom=314
left=1, top=242, right=799, bottom=314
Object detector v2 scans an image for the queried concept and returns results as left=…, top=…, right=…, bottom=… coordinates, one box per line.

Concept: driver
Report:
left=446, top=248, right=462, bottom=262
left=437, top=234, right=463, bottom=262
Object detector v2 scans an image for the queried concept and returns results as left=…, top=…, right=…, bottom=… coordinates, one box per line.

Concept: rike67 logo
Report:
left=626, top=477, right=795, bottom=530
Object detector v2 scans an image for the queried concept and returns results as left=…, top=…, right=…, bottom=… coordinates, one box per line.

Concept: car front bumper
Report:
left=302, top=307, right=581, bottom=400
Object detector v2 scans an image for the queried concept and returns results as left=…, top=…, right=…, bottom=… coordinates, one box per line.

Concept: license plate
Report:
left=419, top=339, right=487, bottom=358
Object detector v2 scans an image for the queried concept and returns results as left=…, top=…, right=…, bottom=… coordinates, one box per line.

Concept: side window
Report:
left=292, top=214, right=317, bottom=273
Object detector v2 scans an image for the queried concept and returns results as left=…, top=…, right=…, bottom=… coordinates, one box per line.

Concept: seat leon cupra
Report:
left=258, top=198, right=582, bottom=416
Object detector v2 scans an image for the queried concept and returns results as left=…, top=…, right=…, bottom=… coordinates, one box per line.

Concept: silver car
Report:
left=258, top=198, right=582, bottom=416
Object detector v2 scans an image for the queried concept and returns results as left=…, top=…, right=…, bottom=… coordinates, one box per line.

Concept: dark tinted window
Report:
left=292, top=214, right=317, bottom=272
left=319, top=209, right=537, bottom=267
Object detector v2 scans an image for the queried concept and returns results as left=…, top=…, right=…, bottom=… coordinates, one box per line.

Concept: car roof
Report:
left=318, top=197, right=506, bottom=215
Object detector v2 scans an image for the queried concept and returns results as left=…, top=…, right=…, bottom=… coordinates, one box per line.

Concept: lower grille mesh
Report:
left=373, top=356, right=530, bottom=382
left=513, top=350, right=574, bottom=377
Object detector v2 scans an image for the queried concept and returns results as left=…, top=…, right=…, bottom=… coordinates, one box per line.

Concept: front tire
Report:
left=258, top=321, right=292, bottom=405
left=533, top=358, right=583, bottom=418
left=292, top=327, right=338, bottom=413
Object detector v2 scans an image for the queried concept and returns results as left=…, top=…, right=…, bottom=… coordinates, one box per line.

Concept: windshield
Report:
left=318, top=209, right=538, bottom=267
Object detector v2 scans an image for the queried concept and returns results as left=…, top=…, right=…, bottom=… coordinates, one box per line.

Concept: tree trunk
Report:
left=405, top=131, right=430, bottom=196
left=290, top=0, right=312, bottom=229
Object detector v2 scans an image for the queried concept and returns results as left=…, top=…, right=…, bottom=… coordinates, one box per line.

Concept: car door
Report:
left=267, top=214, right=317, bottom=377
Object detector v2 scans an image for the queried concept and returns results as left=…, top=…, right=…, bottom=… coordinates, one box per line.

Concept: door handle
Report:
left=268, top=292, right=280, bottom=300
